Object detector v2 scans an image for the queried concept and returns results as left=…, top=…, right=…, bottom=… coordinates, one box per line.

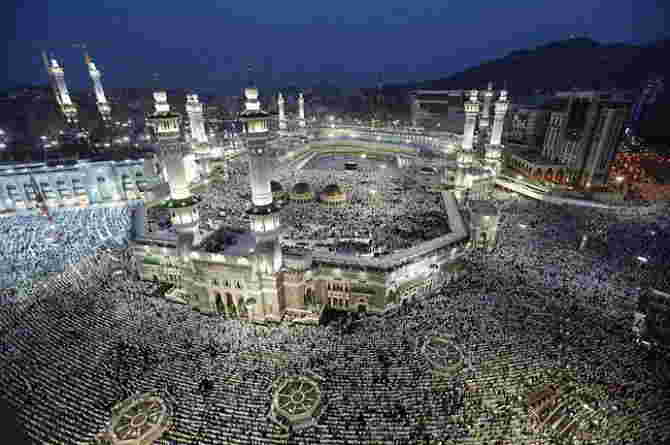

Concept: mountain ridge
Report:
left=401, top=37, right=669, bottom=96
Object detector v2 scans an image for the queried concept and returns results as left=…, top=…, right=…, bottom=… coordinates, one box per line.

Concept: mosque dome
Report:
left=293, top=182, right=311, bottom=194
left=322, top=184, right=341, bottom=196
left=270, top=181, right=283, bottom=193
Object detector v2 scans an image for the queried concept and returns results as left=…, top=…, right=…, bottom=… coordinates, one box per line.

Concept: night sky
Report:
left=4, top=0, right=668, bottom=94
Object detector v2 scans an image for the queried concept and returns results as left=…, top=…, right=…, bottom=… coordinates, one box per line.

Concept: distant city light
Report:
left=636, top=256, right=648, bottom=263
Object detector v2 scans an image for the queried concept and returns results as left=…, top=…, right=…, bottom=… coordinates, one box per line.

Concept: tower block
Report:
left=86, top=53, right=111, bottom=121
left=298, top=92, right=306, bottom=128
left=146, top=91, right=200, bottom=253
left=490, top=90, right=509, bottom=146
left=48, top=57, right=78, bottom=124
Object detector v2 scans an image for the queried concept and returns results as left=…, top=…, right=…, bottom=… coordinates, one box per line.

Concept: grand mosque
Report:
left=125, top=80, right=508, bottom=324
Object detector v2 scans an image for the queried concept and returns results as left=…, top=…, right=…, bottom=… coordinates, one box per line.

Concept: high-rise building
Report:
left=541, top=92, right=628, bottom=186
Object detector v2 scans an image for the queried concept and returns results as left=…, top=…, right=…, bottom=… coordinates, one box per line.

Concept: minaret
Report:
left=410, top=93, right=420, bottom=128
left=239, top=79, right=282, bottom=321
left=277, top=92, right=287, bottom=131
left=298, top=92, right=306, bottom=128
left=46, top=54, right=78, bottom=124
left=239, top=83, right=281, bottom=233
left=490, top=89, right=509, bottom=146
left=42, top=51, right=62, bottom=107
left=146, top=91, right=200, bottom=253
left=85, top=52, right=112, bottom=121
left=480, top=82, right=494, bottom=129
left=186, top=94, right=208, bottom=144
left=462, top=89, right=480, bottom=152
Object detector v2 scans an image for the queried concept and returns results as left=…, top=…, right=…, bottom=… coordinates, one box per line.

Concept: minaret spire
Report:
left=277, top=92, right=287, bottom=132
left=298, top=91, right=306, bottom=129
left=85, top=50, right=111, bottom=121
left=42, top=50, right=62, bottom=107
left=186, top=93, right=208, bottom=144
left=45, top=52, right=78, bottom=124
left=490, top=89, right=509, bottom=146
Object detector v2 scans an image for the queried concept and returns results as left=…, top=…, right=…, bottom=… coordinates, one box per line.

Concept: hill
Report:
left=413, top=37, right=669, bottom=95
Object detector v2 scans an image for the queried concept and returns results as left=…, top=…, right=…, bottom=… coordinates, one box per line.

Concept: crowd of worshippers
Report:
left=1, top=190, right=668, bottom=444
left=0, top=206, right=134, bottom=290
left=191, top=158, right=449, bottom=256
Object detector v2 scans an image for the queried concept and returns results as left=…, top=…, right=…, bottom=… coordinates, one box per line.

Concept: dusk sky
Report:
left=4, top=0, right=668, bottom=94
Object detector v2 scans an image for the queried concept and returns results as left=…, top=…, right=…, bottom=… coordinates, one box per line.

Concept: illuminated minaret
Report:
left=480, top=82, right=494, bottom=129
left=277, top=92, right=287, bottom=131
left=146, top=91, right=200, bottom=253
left=42, top=51, right=62, bottom=107
left=298, top=92, right=306, bottom=128
left=490, top=89, right=509, bottom=146
left=239, top=82, right=281, bottom=233
left=185, top=93, right=208, bottom=144
left=239, top=78, right=282, bottom=321
left=462, top=89, right=480, bottom=152
left=85, top=52, right=112, bottom=121
left=46, top=54, right=78, bottom=123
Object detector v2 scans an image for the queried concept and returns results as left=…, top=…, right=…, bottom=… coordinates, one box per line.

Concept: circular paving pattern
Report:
left=422, top=335, right=466, bottom=376
left=271, top=376, right=322, bottom=427
left=99, top=392, right=173, bottom=445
